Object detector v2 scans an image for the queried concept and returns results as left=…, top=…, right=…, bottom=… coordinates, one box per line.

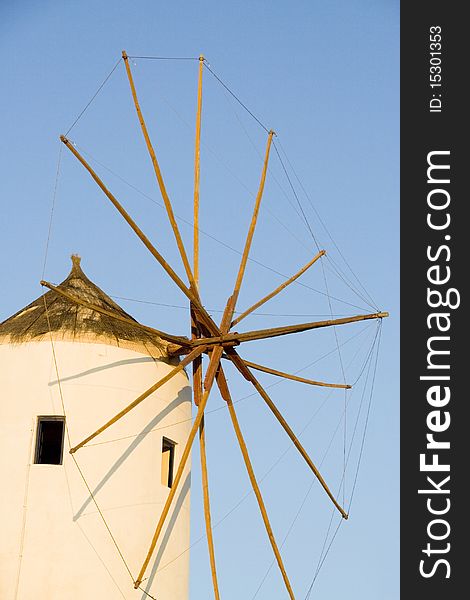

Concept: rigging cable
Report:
left=81, top=322, right=375, bottom=449
left=305, top=516, right=344, bottom=600
left=109, top=296, right=354, bottom=318
left=313, top=325, right=381, bottom=584
left=199, top=55, right=380, bottom=314
left=75, top=323, right=377, bottom=588
left=143, top=79, right=313, bottom=260
left=347, top=321, right=383, bottom=512
left=248, top=321, right=379, bottom=598
left=304, top=322, right=382, bottom=598
left=217, top=83, right=312, bottom=245
left=42, top=295, right=158, bottom=600
left=274, top=141, right=377, bottom=310
left=64, top=58, right=122, bottom=137
left=59, top=53, right=377, bottom=314
left=249, top=323, right=380, bottom=599
left=203, top=61, right=271, bottom=134
left=13, top=423, right=35, bottom=600
left=71, top=142, right=371, bottom=312
left=128, top=56, right=198, bottom=61
left=153, top=380, right=343, bottom=579
left=272, top=140, right=350, bottom=502
left=42, top=144, right=63, bottom=279
left=273, top=141, right=320, bottom=253
left=276, top=139, right=379, bottom=311
left=272, top=143, right=382, bottom=504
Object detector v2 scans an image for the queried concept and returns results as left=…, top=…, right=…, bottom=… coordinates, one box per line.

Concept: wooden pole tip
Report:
left=71, top=254, right=81, bottom=267
left=122, top=50, right=128, bottom=59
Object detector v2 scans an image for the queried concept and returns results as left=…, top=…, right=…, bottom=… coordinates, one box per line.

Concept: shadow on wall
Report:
left=73, top=386, right=190, bottom=520
left=140, top=472, right=191, bottom=600
left=48, top=356, right=159, bottom=386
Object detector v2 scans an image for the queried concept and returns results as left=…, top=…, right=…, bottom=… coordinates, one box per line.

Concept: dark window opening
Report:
left=34, top=417, right=65, bottom=465
left=161, top=437, right=176, bottom=488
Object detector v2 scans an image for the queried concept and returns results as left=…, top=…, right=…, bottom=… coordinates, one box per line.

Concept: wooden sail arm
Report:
left=231, top=249, right=326, bottom=327
left=191, top=59, right=222, bottom=599
left=198, top=415, right=221, bottom=600
left=59, top=135, right=220, bottom=337
left=40, top=279, right=191, bottom=347
left=69, top=345, right=207, bottom=453
left=225, top=348, right=349, bottom=519
left=225, top=130, right=275, bottom=324
left=134, top=290, right=239, bottom=588
left=193, top=55, right=204, bottom=287
left=222, top=356, right=351, bottom=389
left=134, top=344, right=224, bottom=589
left=215, top=365, right=296, bottom=599
left=190, top=311, right=389, bottom=348
left=122, top=50, right=197, bottom=291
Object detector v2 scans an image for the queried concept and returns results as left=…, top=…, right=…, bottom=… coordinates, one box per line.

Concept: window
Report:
left=161, top=437, right=176, bottom=488
left=34, top=417, right=65, bottom=465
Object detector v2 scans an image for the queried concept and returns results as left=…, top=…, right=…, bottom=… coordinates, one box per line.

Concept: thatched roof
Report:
left=0, top=255, right=167, bottom=356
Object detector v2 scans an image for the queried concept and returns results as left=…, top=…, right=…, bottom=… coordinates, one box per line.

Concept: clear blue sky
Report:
left=1, top=1, right=399, bottom=599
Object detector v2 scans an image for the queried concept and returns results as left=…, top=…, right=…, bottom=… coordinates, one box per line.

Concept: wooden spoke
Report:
left=231, top=250, right=325, bottom=327
left=228, top=130, right=275, bottom=320
left=40, top=280, right=190, bottom=347
left=59, top=136, right=220, bottom=337
left=192, top=311, right=389, bottom=347
left=226, top=349, right=348, bottom=519
left=193, top=55, right=204, bottom=286
left=199, top=415, right=221, bottom=600
left=134, top=344, right=224, bottom=589
left=69, top=346, right=207, bottom=454
left=122, top=51, right=196, bottom=290
left=215, top=365, right=295, bottom=600
left=223, top=356, right=351, bottom=389
left=189, top=63, right=221, bottom=597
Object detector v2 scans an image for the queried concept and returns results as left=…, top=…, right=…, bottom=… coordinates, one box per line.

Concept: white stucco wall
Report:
left=0, top=339, right=191, bottom=600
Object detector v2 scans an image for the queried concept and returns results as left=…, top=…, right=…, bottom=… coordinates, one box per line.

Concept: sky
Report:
left=0, top=1, right=399, bottom=599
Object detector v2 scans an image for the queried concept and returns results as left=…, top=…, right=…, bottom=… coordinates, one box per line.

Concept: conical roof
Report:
left=0, top=255, right=167, bottom=356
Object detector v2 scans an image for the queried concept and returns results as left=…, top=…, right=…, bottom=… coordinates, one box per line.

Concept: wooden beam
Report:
left=228, top=130, right=274, bottom=320
left=199, top=415, right=221, bottom=600
left=231, top=250, right=325, bottom=327
left=192, top=311, right=389, bottom=347
left=193, top=55, right=204, bottom=286
left=69, top=345, right=207, bottom=453
left=122, top=51, right=196, bottom=290
left=40, top=280, right=190, bottom=347
left=134, top=344, right=224, bottom=589
left=59, top=135, right=219, bottom=337
left=227, top=356, right=351, bottom=389
left=135, top=287, right=235, bottom=586
left=190, top=57, right=220, bottom=595
left=226, top=349, right=349, bottom=519
left=215, top=365, right=296, bottom=600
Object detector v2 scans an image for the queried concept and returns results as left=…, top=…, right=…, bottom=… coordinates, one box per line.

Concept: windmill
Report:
left=1, top=51, right=388, bottom=599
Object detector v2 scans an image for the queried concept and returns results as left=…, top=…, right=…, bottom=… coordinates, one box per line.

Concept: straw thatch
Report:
left=0, top=255, right=167, bottom=355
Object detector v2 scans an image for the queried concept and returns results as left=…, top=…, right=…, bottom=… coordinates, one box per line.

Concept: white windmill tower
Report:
left=0, top=255, right=191, bottom=599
